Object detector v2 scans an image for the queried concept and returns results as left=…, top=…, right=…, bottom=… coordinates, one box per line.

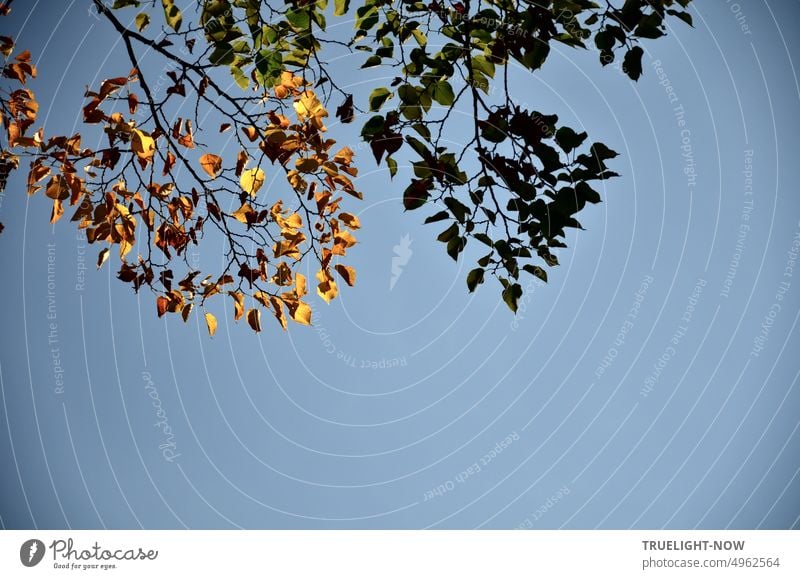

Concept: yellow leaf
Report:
left=293, top=90, right=328, bottom=130
left=240, top=167, right=265, bottom=196
left=246, top=308, right=261, bottom=332
left=199, top=153, right=222, bottom=179
left=161, top=0, right=182, bottom=32
left=316, top=269, right=338, bottom=304
left=119, top=238, right=134, bottom=260
left=135, top=12, right=150, bottom=32
left=204, top=312, right=217, bottom=336
left=181, top=303, right=193, bottom=322
left=131, top=129, right=156, bottom=163
left=290, top=300, right=312, bottom=325
left=295, top=273, right=308, bottom=297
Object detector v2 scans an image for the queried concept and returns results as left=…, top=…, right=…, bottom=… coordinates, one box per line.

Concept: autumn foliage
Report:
left=0, top=0, right=693, bottom=332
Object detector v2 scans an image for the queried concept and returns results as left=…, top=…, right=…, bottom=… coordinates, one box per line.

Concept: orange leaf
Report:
left=156, top=296, right=169, bottom=317
left=199, top=153, right=222, bottom=179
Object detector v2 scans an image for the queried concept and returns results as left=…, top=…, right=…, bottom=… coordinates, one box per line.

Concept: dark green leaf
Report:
left=424, top=211, right=450, bottom=224
left=466, top=268, right=485, bottom=292
left=368, top=87, right=393, bottom=111
left=437, top=223, right=459, bottom=243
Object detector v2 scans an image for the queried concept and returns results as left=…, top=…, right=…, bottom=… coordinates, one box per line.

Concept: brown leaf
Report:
left=156, top=296, right=169, bottom=317
left=246, top=308, right=262, bottom=332
left=128, top=93, right=138, bottom=114
left=338, top=212, right=361, bottom=229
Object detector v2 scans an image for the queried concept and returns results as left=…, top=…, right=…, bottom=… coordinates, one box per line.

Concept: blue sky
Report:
left=0, top=0, right=799, bottom=529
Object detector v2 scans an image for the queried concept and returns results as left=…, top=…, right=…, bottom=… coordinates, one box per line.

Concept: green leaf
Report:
left=467, top=268, right=485, bottom=292
left=254, top=48, right=283, bottom=87
left=446, top=236, right=466, bottom=260
left=334, top=0, right=350, bottom=16
left=432, top=80, right=455, bottom=106
left=411, top=123, right=430, bottom=140
left=502, top=282, right=523, bottom=313
left=437, top=223, right=459, bottom=243
left=355, top=5, right=379, bottom=31
left=471, top=54, right=495, bottom=78
left=403, top=179, right=431, bottom=211
left=522, top=41, right=550, bottom=71
left=523, top=265, right=548, bottom=283
left=555, top=127, right=588, bottom=153
left=474, top=233, right=493, bottom=247
left=230, top=65, right=249, bottom=90
left=209, top=42, right=235, bottom=66
left=286, top=8, right=310, bottom=31
left=368, top=87, right=393, bottom=111
left=424, top=211, right=450, bottom=224
left=405, top=136, right=428, bottom=158
left=161, top=0, right=182, bottom=32
left=360, top=115, right=385, bottom=138
left=387, top=156, right=398, bottom=178
left=667, top=9, right=693, bottom=27
left=444, top=196, right=470, bottom=223
left=398, top=84, right=419, bottom=105
left=361, top=55, right=382, bottom=68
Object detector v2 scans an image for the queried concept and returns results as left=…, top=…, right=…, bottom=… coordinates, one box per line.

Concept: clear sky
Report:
left=0, top=0, right=799, bottom=529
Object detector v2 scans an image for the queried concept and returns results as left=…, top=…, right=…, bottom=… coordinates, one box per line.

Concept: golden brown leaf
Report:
left=229, top=291, right=244, bottom=321
left=334, top=264, right=356, bottom=286
left=199, top=153, right=222, bottom=179
left=338, top=212, right=361, bottom=229
left=50, top=198, right=64, bottom=224
left=269, top=296, right=287, bottom=330
left=232, top=203, right=255, bottom=224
